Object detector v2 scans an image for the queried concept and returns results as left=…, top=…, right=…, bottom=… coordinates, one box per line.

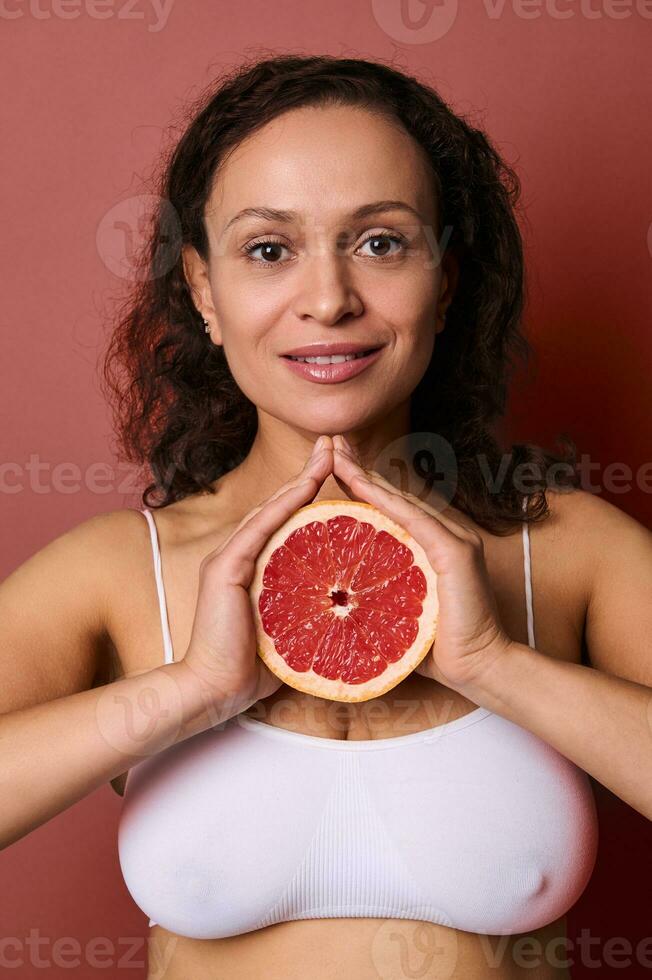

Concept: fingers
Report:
left=208, top=436, right=332, bottom=579
left=331, top=435, right=479, bottom=544
left=217, top=446, right=333, bottom=552
left=265, top=442, right=332, bottom=507
left=345, top=475, right=485, bottom=575
left=207, top=478, right=321, bottom=588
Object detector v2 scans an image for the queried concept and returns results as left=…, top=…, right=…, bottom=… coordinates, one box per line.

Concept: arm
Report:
left=467, top=491, right=652, bottom=819
left=0, top=513, right=229, bottom=850
left=0, top=658, right=215, bottom=849
left=469, top=643, right=652, bottom=818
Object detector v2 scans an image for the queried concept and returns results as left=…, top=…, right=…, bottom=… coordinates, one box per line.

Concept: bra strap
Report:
left=521, top=497, right=536, bottom=649
left=141, top=509, right=175, bottom=664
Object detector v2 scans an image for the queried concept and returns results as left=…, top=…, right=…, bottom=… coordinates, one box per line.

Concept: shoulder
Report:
left=77, top=506, right=155, bottom=601
left=2, top=508, right=150, bottom=596
left=533, top=484, right=648, bottom=545
left=49, top=508, right=153, bottom=581
left=541, top=485, right=650, bottom=552
left=64, top=508, right=163, bottom=681
left=38, top=507, right=150, bottom=549
left=543, top=488, right=652, bottom=681
left=31, top=508, right=156, bottom=631
left=525, top=488, right=600, bottom=602
left=537, top=485, right=650, bottom=592
left=0, top=508, right=153, bottom=711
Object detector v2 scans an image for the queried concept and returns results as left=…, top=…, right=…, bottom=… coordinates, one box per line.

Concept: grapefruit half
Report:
left=249, top=500, right=439, bottom=702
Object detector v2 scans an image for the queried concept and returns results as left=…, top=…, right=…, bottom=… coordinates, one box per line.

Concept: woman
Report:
left=2, top=54, right=650, bottom=980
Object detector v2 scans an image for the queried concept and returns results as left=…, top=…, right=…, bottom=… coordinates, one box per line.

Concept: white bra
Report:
left=117, top=500, right=598, bottom=939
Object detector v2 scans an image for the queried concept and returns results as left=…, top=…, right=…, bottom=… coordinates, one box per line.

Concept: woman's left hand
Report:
left=331, top=434, right=515, bottom=697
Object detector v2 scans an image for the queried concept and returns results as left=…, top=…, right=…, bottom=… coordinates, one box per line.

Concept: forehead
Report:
left=205, top=104, right=437, bottom=227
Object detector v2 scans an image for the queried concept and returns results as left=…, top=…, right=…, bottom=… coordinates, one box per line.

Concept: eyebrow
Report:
left=221, top=199, right=424, bottom=236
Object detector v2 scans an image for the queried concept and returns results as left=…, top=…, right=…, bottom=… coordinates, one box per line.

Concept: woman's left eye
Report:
left=356, top=232, right=406, bottom=259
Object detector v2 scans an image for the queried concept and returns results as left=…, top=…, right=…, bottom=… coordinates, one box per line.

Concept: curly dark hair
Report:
left=100, top=52, right=580, bottom=534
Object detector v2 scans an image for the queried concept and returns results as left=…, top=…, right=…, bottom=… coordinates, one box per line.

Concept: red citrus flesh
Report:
left=249, top=500, right=439, bottom=702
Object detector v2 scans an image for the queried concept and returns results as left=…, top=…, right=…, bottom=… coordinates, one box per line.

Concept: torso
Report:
left=105, top=476, right=591, bottom=980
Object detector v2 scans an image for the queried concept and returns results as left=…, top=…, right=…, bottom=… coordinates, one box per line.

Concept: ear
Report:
left=181, top=244, right=222, bottom=344
left=435, top=249, right=460, bottom=335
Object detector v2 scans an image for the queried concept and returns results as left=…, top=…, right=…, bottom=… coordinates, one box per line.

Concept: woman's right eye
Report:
left=243, top=238, right=292, bottom=265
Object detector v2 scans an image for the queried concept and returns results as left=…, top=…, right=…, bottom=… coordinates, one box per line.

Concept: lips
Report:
left=281, top=342, right=384, bottom=358
left=285, top=348, right=379, bottom=364
left=280, top=346, right=384, bottom=384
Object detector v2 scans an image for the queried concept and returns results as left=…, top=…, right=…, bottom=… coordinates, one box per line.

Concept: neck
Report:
left=227, top=402, right=413, bottom=504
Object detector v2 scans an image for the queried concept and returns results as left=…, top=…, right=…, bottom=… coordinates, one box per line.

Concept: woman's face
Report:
left=184, top=104, right=454, bottom=435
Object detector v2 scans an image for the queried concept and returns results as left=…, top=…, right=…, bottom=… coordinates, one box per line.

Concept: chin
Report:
left=281, top=406, right=378, bottom=434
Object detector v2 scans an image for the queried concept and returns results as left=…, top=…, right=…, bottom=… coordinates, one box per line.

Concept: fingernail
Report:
left=313, top=436, right=327, bottom=453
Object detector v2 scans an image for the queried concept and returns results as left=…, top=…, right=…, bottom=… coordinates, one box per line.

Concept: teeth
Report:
left=289, top=350, right=374, bottom=364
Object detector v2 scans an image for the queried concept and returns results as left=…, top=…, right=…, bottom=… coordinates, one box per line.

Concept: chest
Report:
left=118, top=708, right=598, bottom=939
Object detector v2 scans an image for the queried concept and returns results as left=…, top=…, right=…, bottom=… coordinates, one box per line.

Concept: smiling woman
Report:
left=3, top=52, right=651, bottom=980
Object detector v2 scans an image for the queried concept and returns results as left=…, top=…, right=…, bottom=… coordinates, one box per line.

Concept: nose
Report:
left=290, top=252, right=364, bottom=326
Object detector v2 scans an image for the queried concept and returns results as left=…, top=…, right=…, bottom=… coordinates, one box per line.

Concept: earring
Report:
left=202, top=318, right=211, bottom=334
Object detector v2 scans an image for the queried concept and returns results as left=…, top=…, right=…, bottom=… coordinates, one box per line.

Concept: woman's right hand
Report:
left=180, top=436, right=334, bottom=719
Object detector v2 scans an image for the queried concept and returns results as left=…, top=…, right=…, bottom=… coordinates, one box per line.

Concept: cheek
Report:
left=212, top=284, right=276, bottom=352
left=399, top=326, right=436, bottom=383
left=386, top=289, right=438, bottom=360
left=211, top=255, right=284, bottom=318
left=385, top=306, right=437, bottom=392
left=380, top=265, right=439, bottom=319
left=231, top=285, right=284, bottom=324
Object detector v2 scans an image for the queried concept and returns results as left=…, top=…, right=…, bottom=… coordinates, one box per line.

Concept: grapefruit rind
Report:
left=249, top=499, right=439, bottom=703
